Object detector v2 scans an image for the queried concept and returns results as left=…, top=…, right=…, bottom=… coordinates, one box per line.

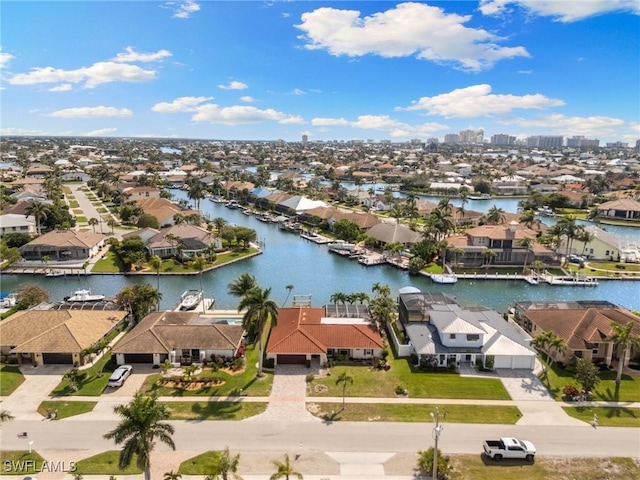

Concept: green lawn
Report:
left=91, top=249, right=125, bottom=273
left=50, top=354, right=117, bottom=396
left=140, top=343, right=273, bottom=397
left=538, top=360, right=640, bottom=402
left=161, top=401, right=267, bottom=420
left=74, top=451, right=142, bottom=475
left=68, top=200, right=80, bottom=208
left=309, top=355, right=511, bottom=400
left=451, top=455, right=640, bottom=480
left=178, top=451, right=227, bottom=475
left=307, top=402, right=522, bottom=424
left=37, top=400, right=97, bottom=419
left=0, top=365, right=25, bottom=396
left=76, top=216, right=88, bottom=223
left=73, top=209, right=84, bottom=214
left=562, top=406, right=640, bottom=427
left=0, top=451, right=46, bottom=475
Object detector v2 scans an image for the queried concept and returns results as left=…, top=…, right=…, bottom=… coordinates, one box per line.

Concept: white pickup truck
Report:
left=483, top=437, right=536, bottom=461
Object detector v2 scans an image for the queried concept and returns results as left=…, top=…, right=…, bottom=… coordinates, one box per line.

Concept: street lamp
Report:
left=430, top=407, right=445, bottom=480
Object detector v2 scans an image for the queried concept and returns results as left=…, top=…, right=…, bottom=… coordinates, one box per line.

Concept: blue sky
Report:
left=1, top=1, right=639, bottom=144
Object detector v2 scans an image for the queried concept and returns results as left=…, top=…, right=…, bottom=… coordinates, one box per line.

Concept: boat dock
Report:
left=299, top=231, right=333, bottom=244
left=173, top=297, right=215, bottom=312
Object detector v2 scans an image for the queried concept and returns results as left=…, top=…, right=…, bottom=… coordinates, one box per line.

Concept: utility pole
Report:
left=431, top=406, right=445, bottom=479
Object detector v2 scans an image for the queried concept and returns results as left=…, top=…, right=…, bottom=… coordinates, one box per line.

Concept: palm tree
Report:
left=606, top=322, right=640, bottom=386
left=149, top=255, right=163, bottom=298
left=282, top=284, right=294, bottom=307
left=107, top=218, right=116, bottom=234
left=556, top=216, right=579, bottom=264
left=88, top=217, right=99, bottom=233
left=25, top=201, right=50, bottom=235
left=0, top=410, right=14, bottom=423
left=189, top=255, right=207, bottom=313
left=228, top=273, right=257, bottom=299
left=335, top=371, right=354, bottom=411
left=163, top=471, right=181, bottom=480
left=213, top=217, right=228, bottom=235
left=481, top=248, right=496, bottom=269
left=205, top=446, right=243, bottom=480
left=577, top=230, right=595, bottom=257
left=238, top=286, right=278, bottom=376
left=531, top=331, right=567, bottom=377
left=484, top=206, right=506, bottom=225
left=517, top=237, right=534, bottom=274
left=270, top=454, right=303, bottom=480
left=330, top=292, right=347, bottom=305
left=104, top=392, right=176, bottom=480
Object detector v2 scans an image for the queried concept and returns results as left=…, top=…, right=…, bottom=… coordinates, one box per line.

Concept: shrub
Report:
left=615, top=264, right=626, bottom=270
left=562, top=384, right=579, bottom=399
left=305, top=373, right=315, bottom=383
left=395, top=385, right=407, bottom=396
left=264, top=358, right=275, bottom=369
left=416, top=447, right=452, bottom=479
left=305, top=359, right=311, bottom=368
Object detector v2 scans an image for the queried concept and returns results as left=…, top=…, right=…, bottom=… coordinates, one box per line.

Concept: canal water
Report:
left=1, top=190, right=639, bottom=313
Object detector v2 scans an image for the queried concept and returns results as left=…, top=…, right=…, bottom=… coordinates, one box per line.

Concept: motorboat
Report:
left=179, top=289, right=203, bottom=310
left=0, top=293, right=17, bottom=308
left=469, top=193, right=491, bottom=200
left=45, top=269, right=65, bottom=277
left=65, top=289, right=105, bottom=302
left=431, top=274, right=458, bottom=284
left=524, top=275, right=539, bottom=285
left=535, top=206, right=554, bottom=216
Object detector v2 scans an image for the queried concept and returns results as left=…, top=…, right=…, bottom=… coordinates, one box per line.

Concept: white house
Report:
left=0, top=214, right=37, bottom=236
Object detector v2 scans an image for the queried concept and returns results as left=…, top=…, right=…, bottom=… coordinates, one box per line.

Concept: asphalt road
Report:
left=4, top=419, right=638, bottom=458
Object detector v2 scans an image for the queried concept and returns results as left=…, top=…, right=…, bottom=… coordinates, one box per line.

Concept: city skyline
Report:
left=1, top=1, right=639, bottom=144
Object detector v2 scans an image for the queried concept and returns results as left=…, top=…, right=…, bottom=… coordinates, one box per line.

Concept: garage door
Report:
left=277, top=354, right=306, bottom=365
left=124, top=353, right=154, bottom=364
left=42, top=353, right=73, bottom=364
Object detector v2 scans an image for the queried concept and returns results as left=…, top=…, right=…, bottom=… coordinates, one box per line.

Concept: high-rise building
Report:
left=410, top=138, right=423, bottom=146
left=567, top=136, right=599, bottom=148
left=444, top=134, right=460, bottom=144
left=491, top=134, right=516, bottom=145
left=526, top=136, right=563, bottom=149
left=301, top=134, right=308, bottom=144
left=427, top=138, right=439, bottom=145
left=606, top=141, right=629, bottom=148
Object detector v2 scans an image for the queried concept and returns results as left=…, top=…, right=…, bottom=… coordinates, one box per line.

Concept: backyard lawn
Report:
left=140, top=343, right=273, bottom=397
left=161, top=401, right=267, bottom=420
left=307, top=402, right=522, bottom=424
left=308, top=355, right=511, bottom=400
left=538, top=360, right=640, bottom=402
left=0, top=365, right=25, bottom=396
left=91, top=250, right=125, bottom=273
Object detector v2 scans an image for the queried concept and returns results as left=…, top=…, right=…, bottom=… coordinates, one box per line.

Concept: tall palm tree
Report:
left=484, top=206, right=506, bottom=225
left=330, top=292, right=347, bottom=305
left=282, top=284, right=294, bottom=307
left=104, top=392, right=176, bottom=480
left=189, top=255, right=208, bottom=313
left=205, top=446, right=243, bottom=480
left=213, top=217, right=228, bottom=235
left=517, top=237, right=534, bottom=274
left=606, top=322, right=640, bottom=386
left=335, top=371, right=354, bottom=411
left=578, top=230, right=595, bottom=257
left=531, top=331, right=567, bottom=377
left=228, top=273, right=257, bottom=299
left=238, top=286, right=278, bottom=377
left=163, top=470, right=181, bottom=480
left=88, top=217, right=99, bottom=233
left=149, top=255, right=163, bottom=298
left=270, top=454, right=303, bottom=480
left=557, top=216, right=579, bottom=263
left=0, top=410, right=14, bottom=422
left=25, top=201, right=50, bottom=235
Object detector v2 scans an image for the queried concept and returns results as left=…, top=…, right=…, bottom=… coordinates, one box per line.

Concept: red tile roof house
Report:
left=266, top=307, right=385, bottom=366
left=513, top=300, right=640, bottom=367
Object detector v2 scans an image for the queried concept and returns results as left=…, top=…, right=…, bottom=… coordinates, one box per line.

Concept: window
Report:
left=327, top=348, right=334, bottom=356
left=364, top=349, right=373, bottom=356
left=605, top=250, right=610, bottom=256
left=339, top=349, right=349, bottom=356
left=574, top=351, right=583, bottom=358
left=450, top=334, right=456, bottom=340
left=592, top=349, right=598, bottom=355
left=467, top=334, right=480, bottom=342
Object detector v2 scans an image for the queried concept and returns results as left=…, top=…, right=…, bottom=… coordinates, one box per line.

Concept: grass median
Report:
left=37, top=400, right=97, bottom=419
left=161, top=401, right=267, bottom=420
left=0, top=365, right=25, bottom=396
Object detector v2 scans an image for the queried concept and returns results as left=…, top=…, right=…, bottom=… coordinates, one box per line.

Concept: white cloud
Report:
left=401, top=84, right=564, bottom=118
left=218, top=81, right=248, bottom=90
left=9, top=61, right=157, bottom=88
left=240, top=96, right=255, bottom=103
left=0, top=50, right=14, bottom=69
left=296, top=3, right=529, bottom=72
left=112, top=47, right=172, bottom=63
left=480, top=0, right=640, bottom=22
left=291, top=88, right=306, bottom=95
left=50, top=106, right=133, bottom=118
left=311, top=117, right=350, bottom=126
left=0, top=127, right=49, bottom=135
left=49, top=84, right=73, bottom=92
left=500, top=113, right=628, bottom=138
left=192, top=104, right=304, bottom=125
left=83, top=128, right=118, bottom=136
left=311, top=114, right=447, bottom=137
left=151, top=96, right=212, bottom=113
left=169, top=0, right=201, bottom=19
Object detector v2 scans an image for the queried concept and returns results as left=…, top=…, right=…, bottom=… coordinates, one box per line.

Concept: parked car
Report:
left=108, top=365, right=132, bottom=387
left=568, top=255, right=585, bottom=264
left=483, top=437, right=536, bottom=461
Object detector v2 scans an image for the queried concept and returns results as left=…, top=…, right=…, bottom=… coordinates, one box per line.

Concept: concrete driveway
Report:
left=0, top=365, right=66, bottom=420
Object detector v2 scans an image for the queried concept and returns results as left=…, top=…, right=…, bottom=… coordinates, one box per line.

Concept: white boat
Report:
left=328, top=241, right=357, bottom=253
left=524, top=275, right=539, bottom=285
left=65, top=289, right=106, bottom=302
left=0, top=293, right=17, bottom=308
left=535, top=206, right=554, bottom=216
left=431, top=274, right=458, bottom=284
left=45, top=269, right=65, bottom=277
left=179, top=289, right=203, bottom=310
left=469, top=193, right=491, bottom=200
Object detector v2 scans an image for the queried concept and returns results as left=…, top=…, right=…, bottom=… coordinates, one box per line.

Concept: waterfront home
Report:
left=327, top=210, right=381, bottom=230
left=513, top=300, right=640, bottom=367
left=134, top=223, right=221, bottom=259
left=395, top=291, right=536, bottom=370
left=112, top=311, right=245, bottom=366
left=558, top=225, right=621, bottom=261
left=0, top=213, right=37, bottom=236
left=266, top=307, right=384, bottom=366
left=123, top=186, right=162, bottom=201
left=19, top=229, right=105, bottom=262
left=365, top=221, right=422, bottom=248
left=596, top=198, right=640, bottom=223
left=0, top=309, right=128, bottom=366
left=446, top=222, right=555, bottom=267
left=135, top=197, right=199, bottom=226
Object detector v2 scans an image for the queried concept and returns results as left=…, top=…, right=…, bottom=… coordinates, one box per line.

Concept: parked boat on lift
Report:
left=469, top=193, right=491, bottom=200
left=431, top=274, right=458, bottom=284
left=535, top=205, right=554, bottom=216
left=65, top=289, right=105, bottom=302
left=0, top=293, right=17, bottom=308
left=179, top=289, right=203, bottom=310
left=45, top=269, right=65, bottom=277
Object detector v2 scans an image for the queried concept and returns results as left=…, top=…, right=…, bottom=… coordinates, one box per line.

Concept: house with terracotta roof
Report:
left=135, top=197, right=199, bottom=226
left=596, top=198, right=640, bottom=223
left=135, top=223, right=221, bottom=259
left=513, top=300, right=640, bottom=366
left=0, top=308, right=128, bottom=366
left=266, top=307, right=385, bottom=366
left=397, top=292, right=536, bottom=370
left=112, top=311, right=245, bottom=366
